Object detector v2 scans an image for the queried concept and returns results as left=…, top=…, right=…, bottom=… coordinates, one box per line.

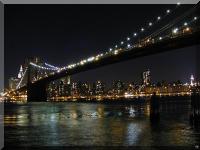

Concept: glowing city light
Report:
left=190, top=74, right=194, bottom=86
left=127, top=37, right=130, bottom=41
left=134, top=33, right=137, bottom=36
left=194, top=16, right=197, bottom=20
left=157, top=16, right=161, bottom=20
left=115, top=45, right=118, bottom=48
left=114, top=50, right=118, bottom=55
left=149, top=22, right=152, bottom=26
left=185, top=27, right=190, bottom=31
left=172, top=28, right=179, bottom=34
left=166, top=9, right=170, bottom=13
left=121, top=41, right=124, bottom=45
left=159, top=37, right=162, bottom=40
left=177, top=2, right=181, bottom=5
left=109, top=48, right=113, bottom=51
left=184, top=22, right=188, bottom=26
left=141, top=28, right=144, bottom=32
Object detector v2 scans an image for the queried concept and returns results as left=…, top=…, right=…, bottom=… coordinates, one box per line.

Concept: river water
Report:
left=4, top=100, right=200, bottom=147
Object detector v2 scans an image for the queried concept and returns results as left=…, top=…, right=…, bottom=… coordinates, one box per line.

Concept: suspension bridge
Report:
left=7, top=2, right=200, bottom=102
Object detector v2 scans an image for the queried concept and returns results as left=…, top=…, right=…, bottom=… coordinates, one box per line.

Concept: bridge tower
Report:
left=27, top=64, right=47, bottom=102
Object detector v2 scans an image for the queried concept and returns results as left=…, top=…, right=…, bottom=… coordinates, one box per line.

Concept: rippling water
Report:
left=4, top=100, right=200, bottom=147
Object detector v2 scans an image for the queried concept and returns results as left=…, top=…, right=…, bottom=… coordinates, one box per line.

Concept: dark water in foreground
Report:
left=4, top=100, right=200, bottom=147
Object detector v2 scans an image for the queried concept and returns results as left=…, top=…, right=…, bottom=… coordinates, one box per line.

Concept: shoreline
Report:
left=3, top=95, right=191, bottom=105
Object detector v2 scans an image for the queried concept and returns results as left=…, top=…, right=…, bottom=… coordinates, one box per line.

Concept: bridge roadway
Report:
left=17, top=30, right=200, bottom=101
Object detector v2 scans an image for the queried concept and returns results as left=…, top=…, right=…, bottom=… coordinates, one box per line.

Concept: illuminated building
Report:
left=190, top=74, right=194, bottom=86
left=94, top=81, right=105, bottom=95
left=143, top=69, right=151, bottom=86
left=71, top=82, right=78, bottom=96
left=9, top=77, right=19, bottom=90
left=47, top=82, right=57, bottom=98
left=113, top=80, right=125, bottom=95
left=58, top=80, right=65, bottom=96
left=76, top=81, right=90, bottom=96
left=17, top=65, right=23, bottom=79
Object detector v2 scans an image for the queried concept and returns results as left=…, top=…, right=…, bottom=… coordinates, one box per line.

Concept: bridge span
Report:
left=16, top=29, right=200, bottom=102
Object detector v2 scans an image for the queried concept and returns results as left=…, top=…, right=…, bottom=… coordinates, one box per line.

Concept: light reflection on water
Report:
left=4, top=102, right=200, bottom=146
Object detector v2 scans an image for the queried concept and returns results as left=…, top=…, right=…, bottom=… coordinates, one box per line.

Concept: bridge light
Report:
left=141, top=28, right=144, bottom=32
left=95, top=57, right=99, bottom=61
left=134, top=33, right=137, bottom=36
left=127, top=37, right=130, bottom=41
left=157, top=16, right=161, bottom=20
left=177, top=2, right=181, bottom=5
left=121, top=41, right=124, bottom=45
left=87, top=57, right=95, bottom=62
left=166, top=9, right=170, bottom=14
left=80, top=61, right=84, bottom=65
left=184, top=22, right=188, bottom=26
left=194, top=16, right=197, bottom=20
left=172, top=28, right=178, bottom=34
left=149, top=22, right=152, bottom=26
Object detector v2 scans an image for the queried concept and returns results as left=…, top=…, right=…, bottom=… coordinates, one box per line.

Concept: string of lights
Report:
left=109, top=2, right=183, bottom=51
left=144, top=4, right=198, bottom=42
left=30, top=62, right=58, bottom=71
left=44, top=63, right=60, bottom=70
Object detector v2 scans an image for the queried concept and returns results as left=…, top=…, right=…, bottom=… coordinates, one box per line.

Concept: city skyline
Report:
left=5, top=4, right=198, bottom=87
left=9, top=61, right=197, bottom=90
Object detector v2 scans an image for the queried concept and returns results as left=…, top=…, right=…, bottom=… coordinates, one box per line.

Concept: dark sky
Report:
left=4, top=4, right=199, bottom=86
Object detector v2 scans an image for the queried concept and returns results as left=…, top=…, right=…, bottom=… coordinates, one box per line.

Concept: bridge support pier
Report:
left=190, top=87, right=200, bottom=126
left=27, top=82, right=47, bottom=102
left=150, top=92, right=160, bottom=122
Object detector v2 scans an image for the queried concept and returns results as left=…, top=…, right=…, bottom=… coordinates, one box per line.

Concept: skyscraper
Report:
left=94, top=81, right=105, bottom=95
left=143, top=69, right=151, bottom=86
left=8, top=77, right=19, bottom=90
left=190, top=74, right=195, bottom=86
left=17, top=65, right=23, bottom=79
left=113, top=80, right=125, bottom=95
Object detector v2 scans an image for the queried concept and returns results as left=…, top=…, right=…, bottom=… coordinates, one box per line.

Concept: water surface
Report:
left=4, top=101, right=200, bottom=147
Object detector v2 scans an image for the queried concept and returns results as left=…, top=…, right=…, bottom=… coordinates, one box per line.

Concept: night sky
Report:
left=4, top=4, right=199, bottom=86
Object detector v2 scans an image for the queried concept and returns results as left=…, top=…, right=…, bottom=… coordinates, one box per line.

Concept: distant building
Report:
left=17, top=65, right=23, bottom=79
left=9, top=77, right=19, bottom=90
left=71, top=82, right=78, bottom=96
left=47, top=82, right=58, bottom=98
left=94, top=81, right=105, bottom=95
left=190, top=74, right=195, bottom=86
left=142, top=69, right=151, bottom=86
left=113, top=80, right=125, bottom=95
